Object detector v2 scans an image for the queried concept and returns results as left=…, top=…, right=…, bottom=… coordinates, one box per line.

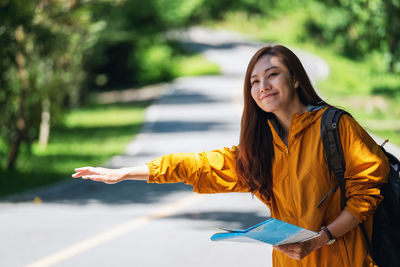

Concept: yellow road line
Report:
left=26, top=193, right=204, bottom=267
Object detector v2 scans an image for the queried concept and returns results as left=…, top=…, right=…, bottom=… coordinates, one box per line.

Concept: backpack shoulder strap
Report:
left=320, top=107, right=351, bottom=209
left=320, top=107, right=374, bottom=261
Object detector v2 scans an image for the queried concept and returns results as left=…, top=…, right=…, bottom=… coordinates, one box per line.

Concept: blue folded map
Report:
left=210, top=218, right=319, bottom=245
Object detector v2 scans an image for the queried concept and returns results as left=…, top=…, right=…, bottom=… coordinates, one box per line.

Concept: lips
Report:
left=261, top=92, right=278, bottom=100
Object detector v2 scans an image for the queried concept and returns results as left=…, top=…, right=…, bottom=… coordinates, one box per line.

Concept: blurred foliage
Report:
left=83, top=0, right=267, bottom=90
left=304, top=0, right=400, bottom=72
left=0, top=0, right=101, bottom=170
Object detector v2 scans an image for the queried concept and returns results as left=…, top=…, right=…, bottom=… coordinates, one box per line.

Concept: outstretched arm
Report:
left=72, top=165, right=149, bottom=184
left=72, top=146, right=249, bottom=194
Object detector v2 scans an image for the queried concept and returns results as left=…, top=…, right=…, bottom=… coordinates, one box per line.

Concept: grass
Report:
left=174, top=54, right=221, bottom=77
left=207, top=10, right=400, bottom=146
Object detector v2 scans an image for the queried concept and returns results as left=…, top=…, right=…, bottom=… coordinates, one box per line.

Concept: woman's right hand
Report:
left=72, top=165, right=149, bottom=184
left=72, top=166, right=128, bottom=184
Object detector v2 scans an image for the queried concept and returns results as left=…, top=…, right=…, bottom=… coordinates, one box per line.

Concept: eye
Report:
left=251, top=80, right=259, bottom=86
left=268, top=73, right=278, bottom=79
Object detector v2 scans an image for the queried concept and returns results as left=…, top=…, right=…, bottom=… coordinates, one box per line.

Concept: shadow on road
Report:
left=155, top=91, right=225, bottom=105
left=2, top=179, right=193, bottom=205
left=166, top=210, right=269, bottom=230
left=180, top=40, right=260, bottom=54
left=146, top=120, right=230, bottom=133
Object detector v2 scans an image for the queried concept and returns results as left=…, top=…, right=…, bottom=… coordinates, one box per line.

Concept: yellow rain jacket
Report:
left=147, top=107, right=389, bottom=267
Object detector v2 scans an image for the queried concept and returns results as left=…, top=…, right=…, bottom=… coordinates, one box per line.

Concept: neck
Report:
left=273, top=103, right=307, bottom=139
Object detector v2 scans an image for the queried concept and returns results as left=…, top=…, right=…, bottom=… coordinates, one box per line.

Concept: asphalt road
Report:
left=0, top=27, right=336, bottom=267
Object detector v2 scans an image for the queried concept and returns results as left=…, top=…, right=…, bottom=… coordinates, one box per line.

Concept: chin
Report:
left=259, top=104, right=279, bottom=114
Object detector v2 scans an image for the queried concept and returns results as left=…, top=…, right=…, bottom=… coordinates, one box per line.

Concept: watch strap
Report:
left=321, top=226, right=336, bottom=244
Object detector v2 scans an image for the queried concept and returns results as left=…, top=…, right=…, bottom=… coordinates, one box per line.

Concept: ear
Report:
left=293, top=77, right=299, bottom=89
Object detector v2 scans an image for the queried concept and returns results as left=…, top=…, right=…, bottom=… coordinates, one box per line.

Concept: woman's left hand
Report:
left=272, top=232, right=328, bottom=260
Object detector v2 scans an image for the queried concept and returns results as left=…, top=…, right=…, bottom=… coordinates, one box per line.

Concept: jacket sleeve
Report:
left=339, top=115, right=390, bottom=222
left=146, top=146, right=250, bottom=193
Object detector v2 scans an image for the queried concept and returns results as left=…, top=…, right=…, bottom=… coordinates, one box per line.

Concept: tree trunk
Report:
left=69, top=85, right=80, bottom=109
left=7, top=93, right=26, bottom=170
left=39, top=99, right=51, bottom=149
left=7, top=123, right=24, bottom=170
left=7, top=26, right=28, bottom=170
left=385, top=1, right=400, bottom=73
left=388, top=37, right=396, bottom=73
left=389, top=58, right=394, bottom=73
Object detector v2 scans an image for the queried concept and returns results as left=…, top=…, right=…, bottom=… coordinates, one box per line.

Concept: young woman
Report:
left=72, top=45, right=389, bottom=267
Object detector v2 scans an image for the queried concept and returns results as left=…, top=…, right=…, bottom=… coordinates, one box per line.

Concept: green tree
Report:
left=0, top=0, right=101, bottom=170
left=305, top=0, right=400, bottom=73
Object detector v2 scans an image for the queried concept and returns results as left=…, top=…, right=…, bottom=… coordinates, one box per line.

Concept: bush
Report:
left=135, top=43, right=175, bottom=85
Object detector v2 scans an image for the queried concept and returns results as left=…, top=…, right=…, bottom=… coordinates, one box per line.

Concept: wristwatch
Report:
left=321, top=226, right=336, bottom=245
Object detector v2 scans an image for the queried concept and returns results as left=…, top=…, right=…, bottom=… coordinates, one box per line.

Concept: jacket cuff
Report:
left=344, top=194, right=383, bottom=223
left=146, top=161, right=159, bottom=183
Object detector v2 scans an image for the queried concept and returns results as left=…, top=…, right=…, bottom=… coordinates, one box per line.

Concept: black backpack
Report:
left=320, top=107, right=400, bottom=267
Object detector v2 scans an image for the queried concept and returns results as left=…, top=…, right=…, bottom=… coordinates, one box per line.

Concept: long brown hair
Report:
left=236, top=45, right=325, bottom=202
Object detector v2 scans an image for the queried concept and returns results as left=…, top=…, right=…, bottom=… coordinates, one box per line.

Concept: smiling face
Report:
left=250, top=55, right=301, bottom=115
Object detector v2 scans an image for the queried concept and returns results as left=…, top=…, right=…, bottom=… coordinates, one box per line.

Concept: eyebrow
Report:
left=251, top=66, right=279, bottom=79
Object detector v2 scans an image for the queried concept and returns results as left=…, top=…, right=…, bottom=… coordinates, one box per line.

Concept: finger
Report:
left=103, top=181, right=118, bottom=184
left=74, top=166, right=94, bottom=172
left=72, top=173, right=81, bottom=178
left=78, top=170, right=96, bottom=176
left=73, top=168, right=100, bottom=177
left=274, top=244, right=304, bottom=260
left=278, top=243, right=296, bottom=248
left=88, top=175, right=118, bottom=184
left=274, top=244, right=289, bottom=251
left=82, top=175, right=97, bottom=180
left=278, top=243, right=300, bottom=252
left=72, top=170, right=93, bottom=178
left=273, top=246, right=285, bottom=253
left=274, top=244, right=297, bottom=254
left=82, top=175, right=105, bottom=181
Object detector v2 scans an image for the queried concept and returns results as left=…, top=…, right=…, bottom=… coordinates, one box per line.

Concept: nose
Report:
left=260, top=79, right=271, bottom=92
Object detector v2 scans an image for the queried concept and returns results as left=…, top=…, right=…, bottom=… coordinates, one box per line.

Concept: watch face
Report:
left=327, top=239, right=336, bottom=246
